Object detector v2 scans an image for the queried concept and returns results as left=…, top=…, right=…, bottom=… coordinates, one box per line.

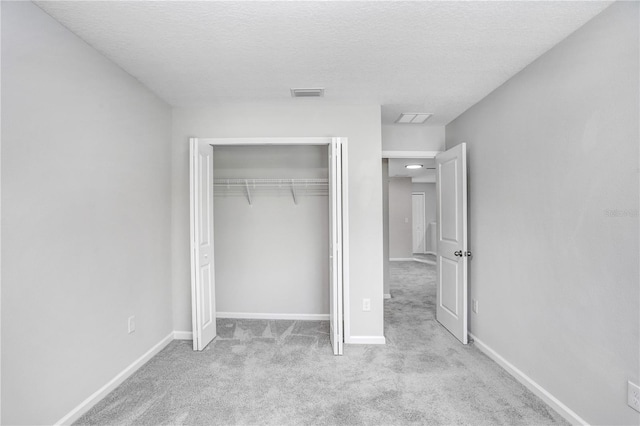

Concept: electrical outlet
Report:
left=362, top=298, right=371, bottom=312
left=628, top=381, right=640, bottom=412
left=128, top=316, right=136, bottom=334
left=472, top=299, right=479, bottom=314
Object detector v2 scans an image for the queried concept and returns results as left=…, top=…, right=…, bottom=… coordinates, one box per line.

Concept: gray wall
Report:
left=213, top=146, right=329, bottom=316
left=446, top=3, right=639, bottom=425
left=382, top=124, right=445, bottom=151
left=172, top=104, right=384, bottom=340
left=412, top=183, right=437, bottom=252
left=1, top=2, right=173, bottom=424
left=388, top=178, right=413, bottom=259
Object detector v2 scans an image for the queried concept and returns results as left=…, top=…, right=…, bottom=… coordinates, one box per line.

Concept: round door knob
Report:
left=454, top=250, right=463, bottom=257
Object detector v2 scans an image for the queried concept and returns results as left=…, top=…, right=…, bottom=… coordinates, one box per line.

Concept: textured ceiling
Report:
left=36, top=1, right=612, bottom=125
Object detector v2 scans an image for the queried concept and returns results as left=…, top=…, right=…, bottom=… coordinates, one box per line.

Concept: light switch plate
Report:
left=362, top=298, right=371, bottom=312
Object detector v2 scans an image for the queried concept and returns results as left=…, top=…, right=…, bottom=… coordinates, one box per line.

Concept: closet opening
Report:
left=190, top=137, right=348, bottom=356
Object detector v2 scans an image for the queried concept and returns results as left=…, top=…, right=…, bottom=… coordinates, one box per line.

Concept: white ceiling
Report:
left=36, top=1, right=611, bottom=125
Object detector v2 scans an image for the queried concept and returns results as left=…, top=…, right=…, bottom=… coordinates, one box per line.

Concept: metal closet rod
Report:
left=213, top=178, right=328, bottom=205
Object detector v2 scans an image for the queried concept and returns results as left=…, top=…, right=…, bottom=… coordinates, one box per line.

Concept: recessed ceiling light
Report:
left=291, top=88, right=325, bottom=98
left=405, top=164, right=424, bottom=169
left=396, top=113, right=433, bottom=124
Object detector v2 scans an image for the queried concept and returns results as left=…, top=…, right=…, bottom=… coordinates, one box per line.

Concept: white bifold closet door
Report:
left=329, top=137, right=344, bottom=356
left=189, top=138, right=217, bottom=351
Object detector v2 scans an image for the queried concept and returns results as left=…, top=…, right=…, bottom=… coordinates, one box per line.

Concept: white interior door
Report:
left=190, top=138, right=217, bottom=351
left=435, top=143, right=468, bottom=344
left=412, top=193, right=426, bottom=253
left=329, top=137, right=344, bottom=355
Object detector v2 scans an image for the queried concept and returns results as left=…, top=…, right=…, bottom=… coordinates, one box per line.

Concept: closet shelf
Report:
left=213, top=178, right=328, bottom=205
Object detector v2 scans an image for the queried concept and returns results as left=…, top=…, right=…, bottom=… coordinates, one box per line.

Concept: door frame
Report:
left=411, top=191, right=426, bottom=254
left=381, top=151, right=440, bottom=304
left=381, top=148, right=471, bottom=345
left=190, top=136, right=350, bottom=351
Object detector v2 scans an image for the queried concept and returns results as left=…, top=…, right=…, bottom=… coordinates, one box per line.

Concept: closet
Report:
left=190, top=138, right=346, bottom=355
left=213, top=144, right=329, bottom=320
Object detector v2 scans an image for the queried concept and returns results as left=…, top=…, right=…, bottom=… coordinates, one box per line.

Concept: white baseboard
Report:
left=384, top=293, right=391, bottom=299
left=346, top=335, right=386, bottom=345
left=413, top=258, right=436, bottom=265
left=55, top=332, right=174, bottom=425
left=173, top=331, right=192, bottom=340
left=469, top=333, right=587, bottom=426
left=389, top=258, right=414, bottom=262
left=216, top=312, right=329, bottom=321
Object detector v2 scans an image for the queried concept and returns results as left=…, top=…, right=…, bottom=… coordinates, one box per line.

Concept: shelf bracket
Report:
left=244, top=179, right=253, bottom=205
left=290, top=179, right=298, bottom=205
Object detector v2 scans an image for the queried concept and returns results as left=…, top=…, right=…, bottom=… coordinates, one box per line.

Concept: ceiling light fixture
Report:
left=405, top=164, right=424, bottom=169
left=396, top=113, right=433, bottom=124
left=290, top=88, right=325, bottom=98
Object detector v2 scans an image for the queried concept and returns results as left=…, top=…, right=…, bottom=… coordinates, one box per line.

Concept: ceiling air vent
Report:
left=291, top=88, right=325, bottom=98
left=396, top=113, right=433, bottom=124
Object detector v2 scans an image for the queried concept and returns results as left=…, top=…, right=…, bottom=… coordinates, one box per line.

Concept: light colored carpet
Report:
left=75, top=261, right=568, bottom=425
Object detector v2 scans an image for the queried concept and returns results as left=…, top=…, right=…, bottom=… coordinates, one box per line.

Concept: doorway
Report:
left=382, top=146, right=469, bottom=345
left=382, top=153, right=437, bottom=298
left=190, top=137, right=348, bottom=355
